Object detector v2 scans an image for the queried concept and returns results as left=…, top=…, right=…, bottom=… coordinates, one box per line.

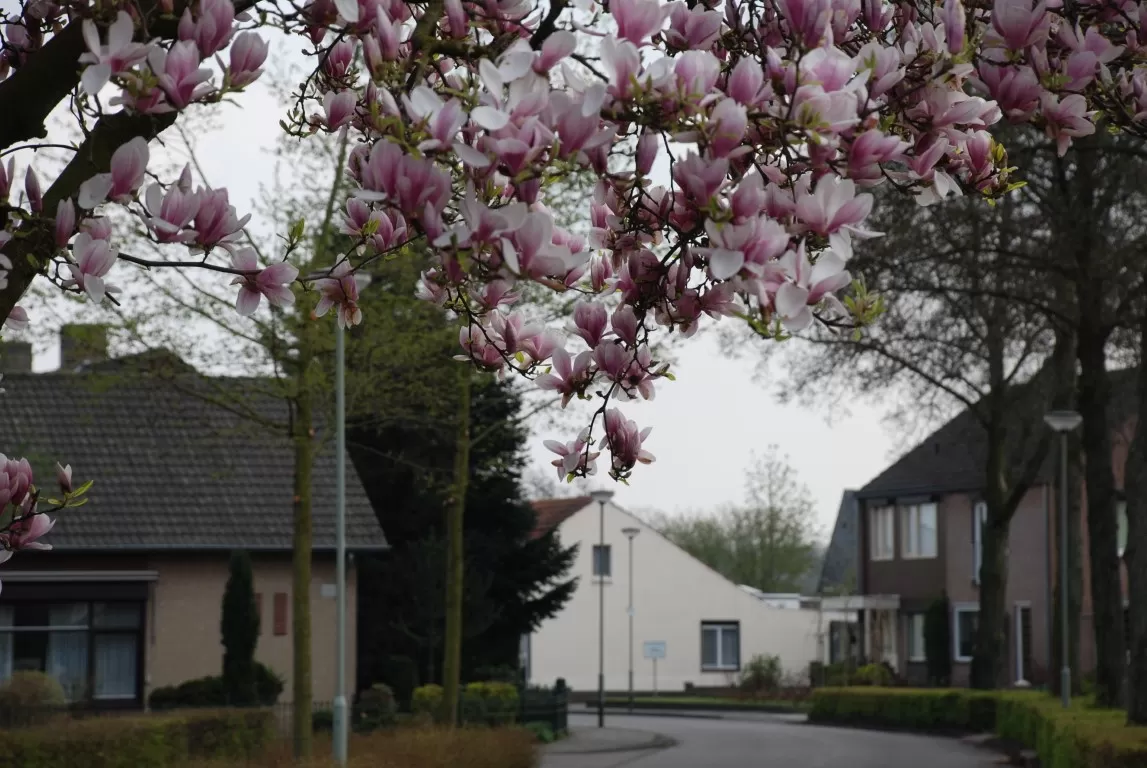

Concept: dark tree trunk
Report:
left=1051, top=423, right=1086, bottom=697
left=971, top=510, right=1010, bottom=688
left=1125, top=310, right=1147, bottom=722
left=1077, top=328, right=1126, bottom=707
left=441, top=367, right=471, bottom=726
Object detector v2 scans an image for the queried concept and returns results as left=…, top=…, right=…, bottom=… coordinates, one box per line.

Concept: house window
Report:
left=973, top=501, right=988, bottom=583
left=901, top=503, right=938, bottom=559
left=592, top=545, right=612, bottom=578
left=1118, top=501, right=1128, bottom=557
left=907, top=613, right=926, bottom=662
left=701, top=622, right=740, bottom=671
left=0, top=601, right=142, bottom=703
left=954, top=605, right=979, bottom=662
left=870, top=506, right=895, bottom=561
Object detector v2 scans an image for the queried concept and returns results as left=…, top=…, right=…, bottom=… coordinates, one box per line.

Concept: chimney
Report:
left=0, top=342, right=32, bottom=374
left=60, top=324, right=108, bottom=372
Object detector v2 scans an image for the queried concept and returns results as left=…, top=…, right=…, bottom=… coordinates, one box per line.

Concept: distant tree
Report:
left=924, top=594, right=952, bottom=687
left=221, top=550, right=260, bottom=705
left=652, top=447, right=819, bottom=593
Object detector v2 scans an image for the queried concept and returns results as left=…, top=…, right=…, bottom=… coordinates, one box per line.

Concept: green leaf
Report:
left=289, top=219, right=306, bottom=243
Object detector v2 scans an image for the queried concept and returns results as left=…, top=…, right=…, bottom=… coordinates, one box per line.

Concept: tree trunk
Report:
left=441, top=367, right=471, bottom=726
left=291, top=330, right=315, bottom=758
left=972, top=511, right=1010, bottom=688
left=1125, top=309, right=1147, bottom=722
left=1051, top=430, right=1086, bottom=697
left=1078, top=329, right=1126, bottom=707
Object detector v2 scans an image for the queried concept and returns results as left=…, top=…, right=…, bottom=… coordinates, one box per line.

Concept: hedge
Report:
left=810, top=687, right=1147, bottom=767
left=0, top=708, right=274, bottom=768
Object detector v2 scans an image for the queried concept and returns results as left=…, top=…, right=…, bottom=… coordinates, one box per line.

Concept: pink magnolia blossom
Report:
left=537, top=347, right=594, bottom=407
left=544, top=428, right=599, bottom=479
left=55, top=198, right=75, bottom=248
left=611, top=305, right=639, bottom=346
left=457, top=325, right=507, bottom=370
left=79, top=11, right=150, bottom=95
left=1040, top=93, right=1097, bottom=155
left=152, top=40, right=214, bottom=109
left=943, top=0, right=966, bottom=55
left=772, top=245, right=851, bottom=330
left=178, top=0, right=235, bottom=57
left=143, top=182, right=200, bottom=243
left=794, top=176, right=875, bottom=259
left=536, top=31, right=576, bottom=72
left=65, top=233, right=118, bottom=303
left=0, top=158, right=13, bottom=205
left=323, top=90, right=358, bottom=129
left=78, top=136, right=149, bottom=209
left=24, top=167, right=41, bottom=214
left=727, top=57, right=767, bottom=106
left=0, top=456, right=33, bottom=510
left=193, top=188, right=250, bottom=251
left=708, top=98, right=748, bottom=158
left=4, top=306, right=28, bottom=332
left=56, top=463, right=72, bottom=494
left=315, top=261, right=364, bottom=328
left=611, top=0, right=672, bottom=45
left=989, top=0, right=1050, bottom=51
left=665, top=4, right=722, bottom=50
left=603, top=408, right=654, bottom=476
left=571, top=301, right=609, bottom=348
left=2, top=512, right=54, bottom=552
left=230, top=249, right=299, bottom=315
left=229, top=31, right=269, bottom=88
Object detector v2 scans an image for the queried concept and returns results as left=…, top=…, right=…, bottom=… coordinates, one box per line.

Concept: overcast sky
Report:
left=18, top=35, right=918, bottom=537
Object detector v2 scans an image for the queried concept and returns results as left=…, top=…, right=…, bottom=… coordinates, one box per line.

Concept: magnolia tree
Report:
left=1, top=0, right=1146, bottom=573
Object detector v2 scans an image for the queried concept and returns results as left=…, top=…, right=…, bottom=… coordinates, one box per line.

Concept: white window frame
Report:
left=869, top=506, right=895, bottom=561
left=700, top=622, right=740, bottom=672
left=953, top=603, right=979, bottom=663
left=1118, top=500, right=1128, bottom=558
left=906, top=613, right=926, bottom=662
left=901, top=503, right=938, bottom=559
left=973, top=501, right=987, bottom=583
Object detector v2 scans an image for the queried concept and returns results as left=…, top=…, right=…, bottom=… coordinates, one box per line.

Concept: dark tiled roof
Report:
left=0, top=361, right=386, bottom=552
left=858, top=368, right=1137, bottom=498
left=818, top=490, right=858, bottom=594
left=530, top=496, right=591, bottom=538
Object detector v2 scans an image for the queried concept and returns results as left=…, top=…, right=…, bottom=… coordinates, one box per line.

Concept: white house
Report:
left=525, top=495, right=847, bottom=693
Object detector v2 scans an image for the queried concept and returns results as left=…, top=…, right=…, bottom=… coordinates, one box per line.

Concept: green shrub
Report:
left=411, top=684, right=444, bottom=721
left=354, top=683, right=398, bottom=732
left=462, top=681, right=520, bottom=726
left=741, top=654, right=782, bottom=694
left=852, top=663, right=893, bottom=687
left=524, top=721, right=557, bottom=743
left=0, top=708, right=273, bottom=768
left=811, top=688, right=1147, bottom=768
left=312, top=709, right=334, bottom=733
left=148, top=663, right=283, bottom=711
left=0, top=671, right=66, bottom=727
left=809, top=688, right=997, bottom=732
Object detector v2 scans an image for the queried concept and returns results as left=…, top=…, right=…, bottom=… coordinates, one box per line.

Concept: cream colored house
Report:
left=526, top=497, right=844, bottom=692
left=0, top=330, right=387, bottom=709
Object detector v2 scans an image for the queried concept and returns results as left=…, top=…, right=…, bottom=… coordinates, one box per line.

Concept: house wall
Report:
left=528, top=503, right=825, bottom=692
left=147, top=553, right=356, bottom=704
left=942, top=488, right=1051, bottom=686
left=859, top=498, right=947, bottom=605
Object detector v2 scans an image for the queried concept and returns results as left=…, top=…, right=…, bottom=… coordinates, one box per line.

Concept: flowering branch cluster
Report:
left=2, top=0, right=1145, bottom=482
left=0, top=458, right=89, bottom=592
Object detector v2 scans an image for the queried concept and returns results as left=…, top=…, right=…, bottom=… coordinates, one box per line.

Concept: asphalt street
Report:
left=542, top=712, right=1002, bottom=768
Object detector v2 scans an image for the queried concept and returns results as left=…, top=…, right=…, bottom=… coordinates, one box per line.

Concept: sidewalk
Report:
left=544, top=726, right=676, bottom=755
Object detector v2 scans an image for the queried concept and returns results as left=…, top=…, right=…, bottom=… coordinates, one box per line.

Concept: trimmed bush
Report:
left=809, top=688, right=998, bottom=732
left=851, top=663, right=893, bottom=687
left=811, top=687, right=1147, bottom=768
left=148, top=663, right=284, bottom=711
left=741, top=654, right=782, bottom=694
left=463, top=681, right=519, bottom=725
left=353, top=683, right=398, bottom=732
left=0, top=708, right=273, bottom=768
left=411, top=684, right=444, bottom=721
left=0, top=671, right=66, bottom=727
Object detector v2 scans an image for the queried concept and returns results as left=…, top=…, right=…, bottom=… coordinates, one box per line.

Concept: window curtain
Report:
left=0, top=606, right=12, bottom=683
left=94, top=635, right=137, bottom=699
left=47, top=632, right=88, bottom=701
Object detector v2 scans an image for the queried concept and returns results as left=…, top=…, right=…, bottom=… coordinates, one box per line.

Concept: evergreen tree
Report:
left=221, top=550, right=260, bottom=705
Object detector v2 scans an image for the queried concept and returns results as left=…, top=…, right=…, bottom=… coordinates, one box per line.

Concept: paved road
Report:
left=542, top=713, right=1001, bottom=768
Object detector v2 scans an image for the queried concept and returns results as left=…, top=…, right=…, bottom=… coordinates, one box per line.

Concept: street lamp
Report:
left=622, top=527, right=640, bottom=714
left=589, top=488, right=614, bottom=728
left=1044, top=409, right=1082, bottom=709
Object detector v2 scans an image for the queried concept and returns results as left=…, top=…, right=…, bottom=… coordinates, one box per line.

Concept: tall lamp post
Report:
left=590, top=489, right=614, bottom=728
left=622, top=527, right=640, bottom=713
left=333, top=322, right=348, bottom=764
left=1044, top=409, right=1082, bottom=709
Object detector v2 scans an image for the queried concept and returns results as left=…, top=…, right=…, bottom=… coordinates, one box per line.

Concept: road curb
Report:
left=544, top=733, right=677, bottom=755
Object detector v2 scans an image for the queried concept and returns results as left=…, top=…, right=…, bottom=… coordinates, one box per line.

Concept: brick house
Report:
left=0, top=327, right=387, bottom=709
left=820, top=371, right=1135, bottom=686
